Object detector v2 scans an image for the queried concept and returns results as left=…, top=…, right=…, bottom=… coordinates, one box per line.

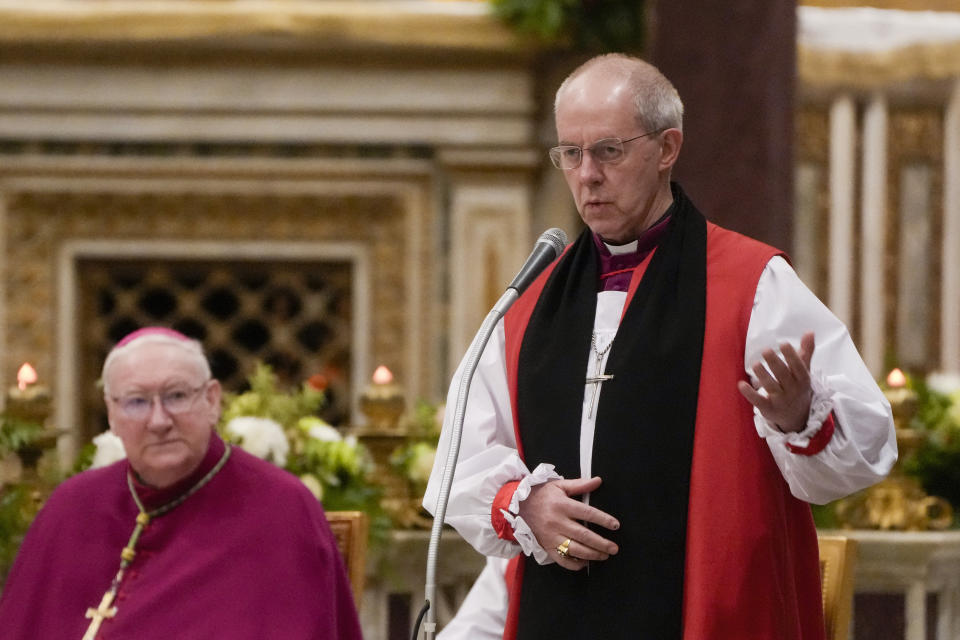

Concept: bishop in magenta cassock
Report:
left=0, top=328, right=363, bottom=640
left=425, top=54, right=897, bottom=640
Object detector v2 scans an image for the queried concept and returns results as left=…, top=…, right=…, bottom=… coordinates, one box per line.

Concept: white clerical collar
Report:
left=603, top=239, right=639, bottom=255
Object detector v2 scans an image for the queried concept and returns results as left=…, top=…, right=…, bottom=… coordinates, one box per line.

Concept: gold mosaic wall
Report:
left=887, top=108, right=944, bottom=369
left=794, top=104, right=946, bottom=371
left=795, top=106, right=832, bottom=298
left=2, top=182, right=430, bottom=440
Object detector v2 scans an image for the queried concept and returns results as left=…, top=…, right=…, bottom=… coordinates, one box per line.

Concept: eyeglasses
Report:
left=109, top=383, right=209, bottom=420
left=549, top=129, right=665, bottom=170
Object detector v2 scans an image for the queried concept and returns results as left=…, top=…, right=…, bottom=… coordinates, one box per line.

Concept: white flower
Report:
left=299, top=473, right=324, bottom=501
left=297, top=416, right=342, bottom=442
left=90, top=431, right=127, bottom=468
left=927, top=372, right=960, bottom=396
left=225, top=416, right=289, bottom=467
left=309, top=423, right=342, bottom=443
left=408, top=442, right=437, bottom=486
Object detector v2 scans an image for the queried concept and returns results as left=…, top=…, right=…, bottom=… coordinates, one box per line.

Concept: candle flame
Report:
left=16, top=363, right=38, bottom=391
left=372, top=365, right=394, bottom=385
left=886, top=367, right=907, bottom=388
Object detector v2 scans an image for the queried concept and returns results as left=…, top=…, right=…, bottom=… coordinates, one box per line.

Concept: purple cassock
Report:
left=0, top=433, right=364, bottom=639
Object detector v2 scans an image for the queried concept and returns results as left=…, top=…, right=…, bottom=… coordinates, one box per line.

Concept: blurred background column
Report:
left=650, top=0, right=796, bottom=252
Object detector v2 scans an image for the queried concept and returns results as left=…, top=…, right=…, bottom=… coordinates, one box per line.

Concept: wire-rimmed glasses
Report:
left=549, top=129, right=665, bottom=170
left=109, top=383, right=209, bottom=420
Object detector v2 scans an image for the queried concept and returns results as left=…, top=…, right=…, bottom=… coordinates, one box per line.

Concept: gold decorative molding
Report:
left=801, top=0, right=960, bottom=11
left=0, top=0, right=526, bottom=52
left=0, top=155, right=440, bottom=448
left=799, top=40, right=960, bottom=89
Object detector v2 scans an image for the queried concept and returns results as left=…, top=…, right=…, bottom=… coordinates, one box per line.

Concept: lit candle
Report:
left=372, top=365, right=394, bottom=385
left=5, top=362, right=51, bottom=425
left=883, top=367, right=917, bottom=430
left=886, top=367, right=907, bottom=388
left=16, top=363, right=38, bottom=390
left=358, top=365, right=405, bottom=430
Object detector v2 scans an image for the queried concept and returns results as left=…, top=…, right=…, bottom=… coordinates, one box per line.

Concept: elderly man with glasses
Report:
left=425, top=53, right=896, bottom=640
left=0, top=327, right=363, bottom=640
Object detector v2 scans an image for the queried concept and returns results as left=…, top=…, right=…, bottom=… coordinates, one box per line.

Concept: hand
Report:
left=737, top=331, right=816, bottom=433
left=518, top=476, right=620, bottom=571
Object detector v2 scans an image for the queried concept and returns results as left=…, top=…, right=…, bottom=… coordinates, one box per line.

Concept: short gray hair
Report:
left=101, top=333, right=211, bottom=395
left=555, top=53, right=684, bottom=133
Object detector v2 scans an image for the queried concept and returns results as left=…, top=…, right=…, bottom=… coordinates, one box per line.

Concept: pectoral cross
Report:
left=83, top=590, right=118, bottom=640
left=586, top=333, right=614, bottom=419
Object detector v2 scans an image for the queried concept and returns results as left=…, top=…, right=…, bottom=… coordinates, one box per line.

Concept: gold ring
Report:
left=556, top=538, right=571, bottom=558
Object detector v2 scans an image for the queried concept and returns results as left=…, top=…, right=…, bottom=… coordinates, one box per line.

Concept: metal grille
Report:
left=78, top=258, right=353, bottom=441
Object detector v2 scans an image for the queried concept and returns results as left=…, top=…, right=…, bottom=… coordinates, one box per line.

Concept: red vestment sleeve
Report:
left=785, top=413, right=836, bottom=456
left=492, top=481, right=521, bottom=542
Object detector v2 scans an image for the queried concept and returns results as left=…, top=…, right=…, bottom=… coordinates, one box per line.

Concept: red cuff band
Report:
left=785, top=412, right=835, bottom=456
left=492, top=481, right=521, bottom=542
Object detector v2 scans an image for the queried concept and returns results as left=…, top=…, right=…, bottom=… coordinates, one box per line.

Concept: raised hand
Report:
left=518, top=476, right=619, bottom=571
left=737, top=331, right=816, bottom=433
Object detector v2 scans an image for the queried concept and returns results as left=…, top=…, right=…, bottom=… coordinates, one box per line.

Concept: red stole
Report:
left=501, top=223, right=825, bottom=640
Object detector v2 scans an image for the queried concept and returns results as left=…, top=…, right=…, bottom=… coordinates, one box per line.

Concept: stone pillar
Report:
left=944, top=78, right=960, bottom=373
left=650, top=0, right=796, bottom=252
left=860, top=93, right=888, bottom=376
left=828, top=94, right=857, bottom=329
left=439, top=149, right=538, bottom=374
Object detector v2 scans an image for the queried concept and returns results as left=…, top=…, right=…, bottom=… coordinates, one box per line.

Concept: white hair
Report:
left=555, top=53, right=684, bottom=133
left=101, top=333, right=211, bottom=395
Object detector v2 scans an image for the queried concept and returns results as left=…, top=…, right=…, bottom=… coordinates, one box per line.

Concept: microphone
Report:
left=491, top=228, right=568, bottom=316
left=507, top=228, right=569, bottom=295
left=418, top=228, right=568, bottom=639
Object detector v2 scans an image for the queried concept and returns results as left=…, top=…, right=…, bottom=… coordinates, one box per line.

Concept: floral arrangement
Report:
left=218, top=363, right=384, bottom=520
left=390, top=400, right=443, bottom=495
left=901, top=371, right=960, bottom=512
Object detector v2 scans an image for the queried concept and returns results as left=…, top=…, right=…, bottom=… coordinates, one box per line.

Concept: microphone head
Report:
left=502, top=227, right=570, bottom=301
left=538, top=227, right=568, bottom=258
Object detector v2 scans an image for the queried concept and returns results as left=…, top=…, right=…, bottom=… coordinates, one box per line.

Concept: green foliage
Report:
left=0, top=415, right=60, bottom=582
left=810, top=502, right=841, bottom=529
left=404, top=399, right=443, bottom=441
left=0, top=416, right=45, bottom=453
left=390, top=400, right=441, bottom=491
left=490, top=0, right=647, bottom=53
left=69, top=440, right=97, bottom=477
left=220, top=362, right=388, bottom=543
left=0, top=485, right=39, bottom=581
left=220, top=363, right=324, bottom=431
left=902, top=374, right=960, bottom=514
left=287, top=418, right=365, bottom=487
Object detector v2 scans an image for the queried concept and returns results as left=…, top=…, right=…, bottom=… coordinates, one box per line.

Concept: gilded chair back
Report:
left=818, top=535, right=857, bottom=640
left=326, top=510, right=369, bottom=609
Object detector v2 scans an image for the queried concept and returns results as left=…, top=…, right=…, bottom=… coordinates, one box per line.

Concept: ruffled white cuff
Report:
left=501, top=463, right=562, bottom=564
left=755, top=371, right=836, bottom=447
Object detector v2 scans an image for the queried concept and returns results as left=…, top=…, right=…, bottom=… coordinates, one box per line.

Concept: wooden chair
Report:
left=325, top=510, right=369, bottom=609
left=818, top=535, right=857, bottom=640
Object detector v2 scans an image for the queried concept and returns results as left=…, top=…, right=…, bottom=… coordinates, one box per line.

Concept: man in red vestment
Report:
left=0, top=327, right=363, bottom=639
left=425, top=54, right=896, bottom=639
